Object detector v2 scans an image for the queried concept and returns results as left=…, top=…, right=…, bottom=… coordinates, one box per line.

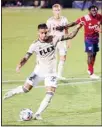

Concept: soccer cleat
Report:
left=57, top=76, right=66, bottom=80
left=33, top=114, right=43, bottom=120
left=90, top=74, right=100, bottom=79
left=3, top=90, right=15, bottom=100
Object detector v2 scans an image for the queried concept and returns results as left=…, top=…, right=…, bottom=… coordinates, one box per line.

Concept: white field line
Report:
left=2, top=77, right=101, bottom=83
left=2, top=79, right=101, bottom=92
left=2, top=80, right=25, bottom=83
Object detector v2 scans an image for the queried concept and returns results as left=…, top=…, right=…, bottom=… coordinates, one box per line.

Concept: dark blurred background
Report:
left=1, top=0, right=102, bottom=8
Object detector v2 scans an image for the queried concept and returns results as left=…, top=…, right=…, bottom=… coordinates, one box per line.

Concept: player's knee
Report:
left=87, top=52, right=93, bottom=57
left=22, top=85, right=33, bottom=93
left=88, top=53, right=92, bottom=59
left=60, top=56, right=66, bottom=61
left=59, top=60, right=65, bottom=66
left=22, top=86, right=29, bottom=93
left=46, top=86, right=56, bottom=93
left=88, top=54, right=95, bottom=64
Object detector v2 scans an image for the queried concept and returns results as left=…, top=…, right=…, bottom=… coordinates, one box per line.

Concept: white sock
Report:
left=12, top=86, right=25, bottom=95
left=58, top=60, right=65, bottom=77
left=35, top=92, right=54, bottom=115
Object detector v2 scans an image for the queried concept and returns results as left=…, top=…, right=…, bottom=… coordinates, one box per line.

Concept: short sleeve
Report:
left=76, top=16, right=85, bottom=24
left=27, top=43, right=36, bottom=54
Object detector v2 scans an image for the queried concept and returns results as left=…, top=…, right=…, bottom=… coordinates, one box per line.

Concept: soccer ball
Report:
left=19, top=108, right=33, bottom=121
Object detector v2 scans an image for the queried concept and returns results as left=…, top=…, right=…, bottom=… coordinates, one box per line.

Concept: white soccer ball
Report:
left=19, top=108, right=33, bottom=121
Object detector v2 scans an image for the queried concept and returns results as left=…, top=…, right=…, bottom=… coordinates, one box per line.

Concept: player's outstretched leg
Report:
left=33, top=86, right=56, bottom=120
left=3, top=83, right=33, bottom=100
left=3, top=72, right=40, bottom=100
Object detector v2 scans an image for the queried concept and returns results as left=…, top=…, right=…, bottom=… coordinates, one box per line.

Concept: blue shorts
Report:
left=85, top=42, right=99, bottom=53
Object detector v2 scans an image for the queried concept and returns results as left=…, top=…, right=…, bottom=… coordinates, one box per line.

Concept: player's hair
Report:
left=88, top=5, right=98, bottom=11
left=38, top=23, right=48, bottom=29
left=52, top=4, right=62, bottom=9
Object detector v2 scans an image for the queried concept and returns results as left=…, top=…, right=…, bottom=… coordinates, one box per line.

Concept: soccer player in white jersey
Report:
left=46, top=4, right=70, bottom=80
left=3, top=23, right=83, bottom=120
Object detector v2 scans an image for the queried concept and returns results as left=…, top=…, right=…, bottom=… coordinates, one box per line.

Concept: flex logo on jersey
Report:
left=39, top=45, right=55, bottom=56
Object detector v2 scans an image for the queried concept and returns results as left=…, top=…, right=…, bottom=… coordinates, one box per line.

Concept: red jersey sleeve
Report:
left=76, top=16, right=85, bottom=24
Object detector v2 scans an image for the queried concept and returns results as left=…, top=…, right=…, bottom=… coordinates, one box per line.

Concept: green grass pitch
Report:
left=2, top=7, right=101, bottom=125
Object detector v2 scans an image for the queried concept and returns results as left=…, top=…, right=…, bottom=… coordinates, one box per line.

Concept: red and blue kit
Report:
left=76, top=14, right=102, bottom=53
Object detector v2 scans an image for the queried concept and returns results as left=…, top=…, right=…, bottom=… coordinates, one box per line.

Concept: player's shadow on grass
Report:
left=58, top=79, right=69, bottom=84
left=58, top=79, right=81, bottom=84
left=91, top=81, right=101, bottom=94
left=53, top=107, right=101, bottom=116
left=57, top=80, right=80, bottom=99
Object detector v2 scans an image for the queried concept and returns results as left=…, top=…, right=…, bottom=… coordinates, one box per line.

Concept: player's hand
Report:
left=94, top=26, right=102, bottom=33
left=16, top=65, right=21, bottom=73
left=80, top=21, right=85, bottom=26
left=77, top=21, right=84, bottom=29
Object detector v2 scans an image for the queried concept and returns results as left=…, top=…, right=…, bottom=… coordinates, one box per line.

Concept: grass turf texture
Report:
left=2, top=8, right=101, bottom=125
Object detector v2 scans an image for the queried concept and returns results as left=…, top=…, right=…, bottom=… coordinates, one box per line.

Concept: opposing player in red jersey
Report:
left=56, top=5, right=102, bottom=79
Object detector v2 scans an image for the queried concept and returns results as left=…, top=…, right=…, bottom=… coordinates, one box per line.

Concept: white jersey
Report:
left=27, top=36, right=63, bottom=77
left=46, top=16, right=68, bottom=36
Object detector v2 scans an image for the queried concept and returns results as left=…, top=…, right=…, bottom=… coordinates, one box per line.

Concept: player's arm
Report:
left=95, top=25, right=102, bottom=33
left=95, top=15, right=102, bottom=33
left=61, top=23, right=83, bottom=41
left=16, top=52, right=32, bottom=72
left=66, top=17, right=85, bottom=28
left=66, top=22, right=78, bottom=27
left=56, top=21, right=78, bottom=31
left=56, top=16, right=85, bottom=31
